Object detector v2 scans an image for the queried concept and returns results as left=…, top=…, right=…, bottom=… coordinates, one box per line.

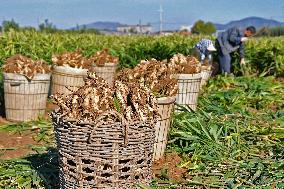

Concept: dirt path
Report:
left=152, top=152, right=190, bottom=182
left=0, top=131, right=43, bottom=160
left=0, top=102, right=57, bottom=160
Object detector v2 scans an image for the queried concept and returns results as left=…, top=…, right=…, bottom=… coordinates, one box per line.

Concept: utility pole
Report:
left=139, top=19, right=142, bottom=34
left=2, top=16, right=5, bottom=34
left=158, top=4, right=163, bottom=34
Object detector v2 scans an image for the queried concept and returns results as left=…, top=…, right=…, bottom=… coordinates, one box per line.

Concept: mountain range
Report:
left=214, top=16, right=284, bottom=30
left=72, top=17, right=284, bottom=32
left=72, top=21, right=123, bottom=31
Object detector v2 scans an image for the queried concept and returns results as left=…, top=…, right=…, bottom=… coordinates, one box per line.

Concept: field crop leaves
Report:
left=167, top=76, right=284, bottom=188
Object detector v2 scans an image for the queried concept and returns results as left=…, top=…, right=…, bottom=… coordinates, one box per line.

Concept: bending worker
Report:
left=215, top=26, right=256, bottom=74
left=192, top=39, right=216, bottom=64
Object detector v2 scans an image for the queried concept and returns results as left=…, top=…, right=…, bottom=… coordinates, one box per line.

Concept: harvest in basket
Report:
left=51, top=49, right=91, bottom=95
left=170, top=53, right=202, bottom=111
left=200, top=58, right=213, bottom=87
left=2, top=55, right=51, bottom=121
left=116, top=58, right=177, bottom=160
left=51, top=72, right=158, bottom=188
left=90, top=48, right=119, bottom=86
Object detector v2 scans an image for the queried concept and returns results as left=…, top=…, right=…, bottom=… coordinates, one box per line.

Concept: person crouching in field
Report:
left=192, top=39, right=217, bottom=65
left=192, top=39, right=219, bottom=75
left=215, top=26, right=256, bottom=75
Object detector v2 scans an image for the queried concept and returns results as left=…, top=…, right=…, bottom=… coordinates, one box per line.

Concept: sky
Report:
left=0, top=0, right=284, bottom=30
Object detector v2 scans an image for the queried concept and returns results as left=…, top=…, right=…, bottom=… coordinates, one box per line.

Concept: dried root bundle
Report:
left=3, top=54, right=51, bottom=80
left=170, top=53, right=201, bottom=74
left=116, top=59, right=177, bottom=97
left=52, top=49, right=92, bottom=69
left=201, top=58, right=212, bottom=71
left=90, top=49, right=119, bottom=66
left=51, top=72, right=158, bottom=124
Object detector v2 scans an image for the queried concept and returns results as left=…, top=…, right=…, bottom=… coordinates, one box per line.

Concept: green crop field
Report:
left=0, top=31, right=283, bottom=76
left=0, top=31, right=283, bottom=188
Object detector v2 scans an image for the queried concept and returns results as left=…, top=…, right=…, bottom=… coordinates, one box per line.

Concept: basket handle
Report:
left=89, top=111, right=129, bottom=146
left=10, top=82, right=21, bottom=87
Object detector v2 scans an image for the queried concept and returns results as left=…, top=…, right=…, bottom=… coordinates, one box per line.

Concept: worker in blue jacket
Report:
left=192, top=39, right=216, bottom=64
left=215, top=26, right=256, bottom=74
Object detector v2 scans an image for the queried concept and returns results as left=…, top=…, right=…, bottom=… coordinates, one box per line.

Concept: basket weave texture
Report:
left=52, top=110, right=155, bottom=189
left=176, top=73, right=201, bottom=111
left=4, top=73, right=50, bottom=121
left=200, top=70, right=212, bottom=87
left=51, top=66, right=88, bottom=95
left=92, top=63, right=117, bottom=86
left=153, top=96, right=175, bottom=160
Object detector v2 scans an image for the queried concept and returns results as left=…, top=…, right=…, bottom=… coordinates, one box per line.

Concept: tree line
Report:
left=0, top=19, right=100, bottom=34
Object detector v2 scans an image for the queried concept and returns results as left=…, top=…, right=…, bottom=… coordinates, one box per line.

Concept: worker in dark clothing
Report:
left=215, top=26, right=256, bottom=74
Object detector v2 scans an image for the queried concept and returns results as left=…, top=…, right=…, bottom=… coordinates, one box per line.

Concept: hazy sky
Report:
left=0, top=0, right=284, bottom=30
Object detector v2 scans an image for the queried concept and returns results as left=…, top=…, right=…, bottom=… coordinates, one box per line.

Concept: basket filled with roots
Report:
left=170, top=53, right=202, bottom=111
left=116, top=58, right=177, bottom=161
left=200, top=58, right=213, bottom=87
left=2, top=54, right=51, bottom=121
left=90, top=48, right=119, bottom=86
left=51, top=72, right=158, bottom=189
left=51, top=49, right=92, bottom=95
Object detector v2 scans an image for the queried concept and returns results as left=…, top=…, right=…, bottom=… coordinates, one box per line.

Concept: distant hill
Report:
left=215, top=17, right=284, bottom=30
left=71, top=17, right=284, bottom=32
left=71, top=21, right=123, bottom=31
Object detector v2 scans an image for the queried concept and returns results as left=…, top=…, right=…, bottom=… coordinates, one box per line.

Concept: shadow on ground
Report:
left=25, top=147, right=59, bottom=189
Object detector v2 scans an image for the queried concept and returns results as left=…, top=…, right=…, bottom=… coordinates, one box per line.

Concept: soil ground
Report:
left=152, top=152, right=190, bottom=182
left=0, top=131, right=42, bottom=160
left=0, top=101, right=57, bottom=160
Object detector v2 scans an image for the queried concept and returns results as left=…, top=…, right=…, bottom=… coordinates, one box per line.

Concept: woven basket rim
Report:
left=53, top=65, right=88, bottom=75
left=93, top=62, right=118, bottom=67
left=3, top=72, right=51, bottom=81
left=176, top=73, right=202, bottom=79
left=157, top=96, right=176, bottom=105
left=51, top=109, right=156, bottom=126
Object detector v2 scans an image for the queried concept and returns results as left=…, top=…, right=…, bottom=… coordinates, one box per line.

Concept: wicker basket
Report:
left=4, top=73, right=51, bottom=122
left=153, top=96, right=175, bottom=161
left=52, top=110, right=155, bottom=189
left=200, top=69, right=212, bottom=87
left=92, top=63, right=117, bottom=86
left=51, top=66, right=88, bottom=95
left=176, top=73, right=202, bottom=111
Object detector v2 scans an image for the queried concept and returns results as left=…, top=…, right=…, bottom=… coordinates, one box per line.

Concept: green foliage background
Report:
left=0, top=31, right=283, bottom=76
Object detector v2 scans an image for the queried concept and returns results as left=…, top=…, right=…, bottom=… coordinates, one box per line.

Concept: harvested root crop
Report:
left=51, top=72, right=158, bottom=123
left=201, top=58, right=212, bottom=71
left=170, top=53, right=201, bottom=74
left=3, top=54, right=51, bottom=80
left=90, top=49, right=119, bottom=66
left=52, top=49, right=92, bottom=69
left=116, top=59, right=177, bottom=97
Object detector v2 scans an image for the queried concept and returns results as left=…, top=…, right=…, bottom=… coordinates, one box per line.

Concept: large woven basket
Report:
left=52, top=110, right=155, bottom=189
left=200, top=69, right=212, bottom=87
left=153, top=96, right=175, bottom=161
left=176, top=73, right=202, bottom=111
left=3, top=73, right=50, bottom=122
left=51, top=66, right=88, bottom=95
left=92, top=63, right=117, bottom=86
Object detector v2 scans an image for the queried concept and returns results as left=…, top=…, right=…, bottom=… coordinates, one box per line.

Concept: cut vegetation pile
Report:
left=116, top=58, right=177, bottom=97
left=90, top=48, right=119, bottom=66
left=170, top=53, right=201, bottom=74
left=3, top=55, right=51, bottom=80
left=52, top=49, right=92, bottom=69
left=52, top=73, right=159, bottom=123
